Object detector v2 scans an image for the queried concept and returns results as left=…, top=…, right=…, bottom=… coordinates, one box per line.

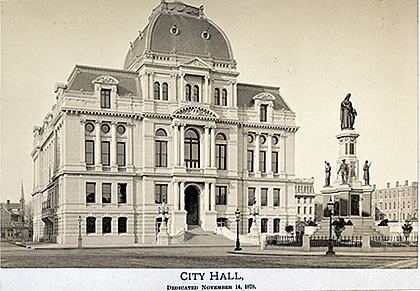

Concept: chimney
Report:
left=6, top=199, right=10, bottom=204
left=387, top=182, right=390, bottom=188
left=405, top=180, right=409, bottom=186
left=396, top=181, right=399, bottom=187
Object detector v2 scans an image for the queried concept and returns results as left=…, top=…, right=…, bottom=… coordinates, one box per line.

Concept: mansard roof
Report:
left=237, top=83, right=292, bottom=111
left=66, top=65, right=140, bottom=97
left=124, top=1, right=234, bottom=70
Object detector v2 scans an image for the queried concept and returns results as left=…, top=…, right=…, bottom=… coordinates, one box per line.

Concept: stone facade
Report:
left=31, top=1, right=304, bottom=246
left=372, top=181, right=418, bottom=222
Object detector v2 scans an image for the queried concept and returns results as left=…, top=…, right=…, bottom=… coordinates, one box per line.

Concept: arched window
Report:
left=214, top=88, right=220, bottom=105
left=185, top=84, right=191, bottom=101
left=297, top=206, right=301, bottom=214
left=216, top=133, right=227, bottom=170
left=193, top=85, right=199, bottom=102
left=273, top=218, right=280, bottom=233
left=154, top=82, right=160, bottom=100
left=261, top=218, right=268, bottom=233
left=155, top=129, right=168, bottom=167
left=221, top=89, right=227, bottom=106
left=118, top=217, right=127, bottom=233
left=184, top=129, right=200, bottom=168
left=86, top=217, right=96, bottom=233
left=102, top=217, right=112, bottom=233
left=162, top=83, right=168, bottom=101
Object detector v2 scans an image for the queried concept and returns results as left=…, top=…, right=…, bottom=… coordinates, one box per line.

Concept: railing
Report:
left=370, top=235, right=418, bottom=247
left=266, top=235, right=303, bottom=247
left=310, top=235, right=362, bottom=248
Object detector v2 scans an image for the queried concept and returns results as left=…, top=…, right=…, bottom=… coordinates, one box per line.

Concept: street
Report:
left=1, top=242, right=416, bottom=269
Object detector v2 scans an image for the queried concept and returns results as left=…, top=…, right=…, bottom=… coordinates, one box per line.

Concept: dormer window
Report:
left=154, top=82, right=160, bottom=100
left=260, top=104, right=268, bottom=122
left=221, top=89, right=227, bottom=106
left=93, top=75, right=119, bottom=110
left=185, top=84, right=191, bottom=101
left=100, top=89, right=111, bottom=109
left=214, top=88, right=220, bottom=105
left=193, top=85, right=200, bottom=102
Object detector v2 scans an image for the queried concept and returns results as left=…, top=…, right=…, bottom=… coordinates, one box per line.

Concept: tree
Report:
left=401, top=221, right=413, bottom=241
left=332, top=218, right=346, bottom=240
left=285, top=225, right=294, bottom=237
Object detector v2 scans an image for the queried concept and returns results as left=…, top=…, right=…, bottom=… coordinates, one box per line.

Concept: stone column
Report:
left=180, top=125, right=185, bottom=166
left=210, top=127, right=215, bottom=168
left=204, top=126, right=209, bottom=168
left=231, top=81, right=237, bottom=108
left=173, top=125, right=179, bottom=166
left=148, top=72, right=154, bottom=100
left=254, top=133, right=260, bottom=173
left=95, top=121, right=101, bottom=170
left=204, top=75, right=209, bottom=104
left=180, top=181, right=185, bottom=211
left=280, top=134, right=286, bottom=173
left=204, top=182, right=210, bottom=211
left=180, top=73, right=185, bottom=101
left=173, top=181, right=179, bottom=211
left=267, top=133, right=273, bottom=174
left=210, top=183, right=216, bottom=211
left=111, top=122, right=117, bottom=171
left=127, top=122, right=133, bottom=171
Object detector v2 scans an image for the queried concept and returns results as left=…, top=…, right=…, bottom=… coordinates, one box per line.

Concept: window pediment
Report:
left=252, top=92, right=276, bottom=102
left=180, top=57, right=211, bottom=69
left=92, top=75, right=120, bottom=85
left=172, top=105, right=219, bottom=120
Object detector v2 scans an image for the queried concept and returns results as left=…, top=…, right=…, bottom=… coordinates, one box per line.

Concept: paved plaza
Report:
left=1, top=242, right=416, bottom=269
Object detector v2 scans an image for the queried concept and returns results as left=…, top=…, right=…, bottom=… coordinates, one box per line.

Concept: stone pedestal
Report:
left=171, top=210, right=187, bottom=235
left=201, top=211, right=217, bottom=232
left=157, top=224, right=169, bottom=246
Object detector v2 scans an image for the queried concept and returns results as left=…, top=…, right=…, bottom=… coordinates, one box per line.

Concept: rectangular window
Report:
left=155, top=184, right=168, bottom=204
left=273, top=218, right=280, bottom=233
left=118, top=183, right=127, bottom=204
left=216, top=144, right=227, bottom=170
left=101, top=141, right=110, bottom=166
left=117, top=142, right=126, bottom=167
left=260, top=104, right=268, bottom=122
left=86, top=182, right=96, bottom=203
left=216, top=186, right=227, bottom=205
left=102, top=217, right=112, bottom=233
left=85, top=140, right=95, bottom=165
left=272, top=152, right=278, bottom=173
left=100, top=89, right=111, bottom=109
left=118, top=217, right=127, bottom=233
left=102, top=183, right=111, bottom=203
left=261, top=188, right=268, bottom=206
left=273, top=188, right=280, bottom=207
left=248, top=188, right=256, bottom=206
left=349, top=143, right=355, bottom=154
left=247, top=150, right=254, bottom=172
left=261, top=218, right=268, bottom=233
left=155, top=141, right=168, bottom=167
left=259, top=151, right=266, bottom=173
left=86, top=217, right=96, bottom=233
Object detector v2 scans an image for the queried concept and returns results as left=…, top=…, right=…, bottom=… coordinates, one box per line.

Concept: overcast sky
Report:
left=1, top=0, right=417, bottom=203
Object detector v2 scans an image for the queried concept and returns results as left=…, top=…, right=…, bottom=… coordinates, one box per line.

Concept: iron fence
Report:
left=265, top=235, right=303, bottom=247
left=370, top=235, right=418, bottom=247
left=310, top=235, right=362, bottom=248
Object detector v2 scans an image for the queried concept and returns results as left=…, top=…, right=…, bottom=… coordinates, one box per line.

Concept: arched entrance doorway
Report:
left=184, top=185, right=200, bottom=226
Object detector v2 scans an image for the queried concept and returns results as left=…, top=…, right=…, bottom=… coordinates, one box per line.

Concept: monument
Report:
left=321, top=94, right=374, bottom=226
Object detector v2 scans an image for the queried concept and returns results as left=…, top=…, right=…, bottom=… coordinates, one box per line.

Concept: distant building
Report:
left=294, top=178, right=316, bottom=222
left=1, top=183, right=29, bottom=241
left=372, top=180, right=418, bottom=222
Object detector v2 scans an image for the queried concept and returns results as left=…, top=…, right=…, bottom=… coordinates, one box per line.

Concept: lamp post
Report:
left=77, top=215, right=82, bottom=249
left=234, top=208, right=242, bottom=251
left=325, top=199, right=335, bottom=255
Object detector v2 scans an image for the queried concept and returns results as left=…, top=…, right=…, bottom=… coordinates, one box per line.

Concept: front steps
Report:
left=175, top=225, right=233, bottom=246
left=312, top=217, right=382, bottom=237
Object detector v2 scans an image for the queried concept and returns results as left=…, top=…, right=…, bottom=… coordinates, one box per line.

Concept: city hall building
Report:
left=32, top=1, right=302, bottom=245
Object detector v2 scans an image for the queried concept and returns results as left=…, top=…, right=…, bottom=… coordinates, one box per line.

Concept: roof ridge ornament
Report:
left=92, top=75, right=119, bottom=85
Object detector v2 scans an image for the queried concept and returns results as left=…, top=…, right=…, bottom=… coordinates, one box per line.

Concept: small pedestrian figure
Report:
left=363, top=160, right=371, bottom=185
left=337, top=159, right=349, bottom=185
left=324, top=161, right=331, bottom=186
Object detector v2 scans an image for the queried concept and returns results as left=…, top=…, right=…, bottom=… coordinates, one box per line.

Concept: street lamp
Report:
left=77, top=215, right=82, bottom=249
left=234, top=208, right=242, bottom=251
left=325, top=199, right=335, bottom=255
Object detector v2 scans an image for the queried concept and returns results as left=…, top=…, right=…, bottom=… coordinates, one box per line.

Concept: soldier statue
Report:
left=337, top=159, right=349, bottom=185
left=324, top=161, right=331, bottom=186
left=363, top=160, right=371, bottom=185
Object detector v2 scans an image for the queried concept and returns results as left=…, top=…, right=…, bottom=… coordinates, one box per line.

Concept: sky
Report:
left=1, top=0, right=418, bottom=203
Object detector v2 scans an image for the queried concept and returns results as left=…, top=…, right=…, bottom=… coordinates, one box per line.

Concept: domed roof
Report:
left=124, top=1, right=234, bottom=70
